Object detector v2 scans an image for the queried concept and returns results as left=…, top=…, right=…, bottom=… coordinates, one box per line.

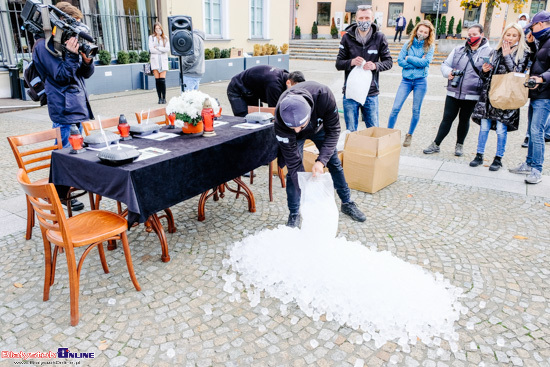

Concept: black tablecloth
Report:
left=50, top=116, right=278, bottom=224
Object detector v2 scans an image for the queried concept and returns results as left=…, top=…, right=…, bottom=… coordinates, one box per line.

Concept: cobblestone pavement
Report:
left=1, top=60, right=550, bottom=366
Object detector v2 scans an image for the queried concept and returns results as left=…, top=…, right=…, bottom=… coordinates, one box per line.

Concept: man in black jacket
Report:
left=227, top=65, right=305, bottom=117
left=510, top=10, right=550, bottom=184
left=274, top=81, right=366, bottom=227
left=336, top=5, right=393, bottom=132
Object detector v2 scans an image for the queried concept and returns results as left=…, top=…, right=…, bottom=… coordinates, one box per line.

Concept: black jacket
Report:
left=528, top=29, right=550, bottom=100
left=227, top=65, right=289, bottom=106
left=274, top=81, right=340, bottom=190
left=335, top=22, right=393, bottom=96
left=471, top=47, right=532, bottom=132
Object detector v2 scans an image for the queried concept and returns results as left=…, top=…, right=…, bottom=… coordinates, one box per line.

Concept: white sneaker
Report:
left=525, top=168, right=542, bottom=184
left=509, top=162, right=531, bottom=175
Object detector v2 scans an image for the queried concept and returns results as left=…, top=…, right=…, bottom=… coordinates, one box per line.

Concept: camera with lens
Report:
left=524, top=77, right=539, bottom=89
left=21, top=0, right=98, bottom=58
left=450, top=70, right=464, bottom=88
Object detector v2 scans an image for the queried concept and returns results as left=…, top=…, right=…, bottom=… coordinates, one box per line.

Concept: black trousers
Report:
left=434, top=96, right=477, bottom=146
left=394, top=29, right=403, bottom=42
left=227, top=84, right=257, bottom=117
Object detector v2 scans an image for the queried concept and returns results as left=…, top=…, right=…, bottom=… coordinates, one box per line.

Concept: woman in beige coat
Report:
left=149, top=22, right=170, bottom=104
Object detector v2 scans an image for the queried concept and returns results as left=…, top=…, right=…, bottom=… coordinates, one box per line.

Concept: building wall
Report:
left=164, top=0, right=290, bottom=54
left=295, top=0, right=548, bottom=40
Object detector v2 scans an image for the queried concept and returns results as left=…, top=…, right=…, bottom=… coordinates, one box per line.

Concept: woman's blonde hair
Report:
left=407, top=20, right=435, bottom=53
left=497, top=23, right=528, bottom=64
left=151, top=22, right=167, bottom=45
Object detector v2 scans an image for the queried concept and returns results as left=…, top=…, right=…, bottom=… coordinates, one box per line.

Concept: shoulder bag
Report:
left=488, top=54, right=529, bottom=110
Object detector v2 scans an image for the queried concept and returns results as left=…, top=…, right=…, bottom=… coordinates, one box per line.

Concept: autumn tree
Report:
left=460, top=0, right=526, bottom=38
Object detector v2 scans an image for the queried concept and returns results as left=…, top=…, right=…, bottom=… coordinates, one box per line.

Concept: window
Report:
left=530, top=0, right=547, bottom=18
left=205, top=0, right=222, bottom=38
left=317, top=2, right=331, bottom=26
left=387, top=3, right=404, bottom=27
left=463, top=5, right=480, bottom=28
left=250, top=0, right=263, bottom=38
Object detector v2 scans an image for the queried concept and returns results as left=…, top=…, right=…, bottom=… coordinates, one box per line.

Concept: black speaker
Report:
left=168, top=16, right=193, bottom=56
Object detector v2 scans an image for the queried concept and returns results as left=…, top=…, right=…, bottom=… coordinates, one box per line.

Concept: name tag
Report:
left=367, top=50, right=378, bottom=55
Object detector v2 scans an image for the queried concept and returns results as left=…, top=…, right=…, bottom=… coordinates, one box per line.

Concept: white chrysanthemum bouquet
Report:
left=166, top=90, right=219, bottom=126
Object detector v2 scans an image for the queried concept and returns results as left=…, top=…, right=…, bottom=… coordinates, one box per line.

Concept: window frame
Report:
left=387, top=2, right=404, bottom=28
left=316, top=2, right=331, bottom=27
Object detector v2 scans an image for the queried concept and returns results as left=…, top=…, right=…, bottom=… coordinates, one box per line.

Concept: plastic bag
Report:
left=298, top=172, right=339, bottom=239
left=345, top=64, right=372, bottom=105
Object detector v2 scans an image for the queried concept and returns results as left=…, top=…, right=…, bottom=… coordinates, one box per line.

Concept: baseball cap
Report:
left=279, top=94, right=311, bottom=128
left=527, top=11, right=550, bottom=29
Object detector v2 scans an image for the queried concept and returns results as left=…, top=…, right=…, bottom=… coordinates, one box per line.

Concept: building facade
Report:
left=293, top=0, right=548, bottom=39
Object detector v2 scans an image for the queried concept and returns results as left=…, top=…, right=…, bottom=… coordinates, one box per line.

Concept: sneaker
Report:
left=158, top=98, right=163, bottom=104
left=403, top=134, right=412, bottom=147
left=525, top=168, right=542, bottom=184
left=522, top=137, right=529, bottom=148
left=454, top=143, right=464, bottom=157
left=423, top=142, right=440, bottom=154
left=489, top=156, right=502, bottom=171
left=286, top=213, right=301, bottom=228
left=62, top=199, right=84, bottom=212
left=509, top=162, right=531, bottom=175
left=341, top=202, right=366, bottom=222
left=469, top=153, right=484, bottom=167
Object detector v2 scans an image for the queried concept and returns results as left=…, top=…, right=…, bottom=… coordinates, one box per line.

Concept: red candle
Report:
left=69, top=124, right=85, bottom=153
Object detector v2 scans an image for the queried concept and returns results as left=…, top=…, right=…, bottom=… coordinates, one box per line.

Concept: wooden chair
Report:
left=82, top=116, right=120, bottom=136
left=7, top=128, right=92, bottom=240
left=135, top=107, right=169, bottom=126
left=17, top=169, right=141, bottom=326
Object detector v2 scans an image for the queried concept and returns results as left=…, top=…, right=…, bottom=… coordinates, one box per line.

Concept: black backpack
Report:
left=23, top=60, right=47, bottom=106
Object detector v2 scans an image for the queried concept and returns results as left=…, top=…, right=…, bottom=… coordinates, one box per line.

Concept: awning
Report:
left=345, top=0, right=372, bottom=13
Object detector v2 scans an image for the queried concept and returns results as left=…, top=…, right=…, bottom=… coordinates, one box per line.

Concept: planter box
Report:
left=203, top=58, right=245, bottom=83
left=141, top=70, right=181, bottom=90
left=244, top=55, right=269, bottom=70
left=268, top=54, right=289, bottom=70
left=86, top=63, right=147, bottom=95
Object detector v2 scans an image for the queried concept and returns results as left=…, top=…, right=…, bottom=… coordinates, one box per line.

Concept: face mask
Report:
left=518, top=20, right=527, bottom=28
left=156, top=29, right=162, bottom=35
left=467, top=36, right=481, bottom=46
left=417, top=34, right=427, bottom=41
left=533, top=27, right=550, bottom=40
left=357, top=21, right=371, bottom=32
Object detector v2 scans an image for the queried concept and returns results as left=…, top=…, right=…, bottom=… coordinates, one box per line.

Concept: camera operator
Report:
left=423, top=24, right=492, bottom=157
left=32, top=2, right=94, bottom=211
left=510, top=11, right=550, bottom=184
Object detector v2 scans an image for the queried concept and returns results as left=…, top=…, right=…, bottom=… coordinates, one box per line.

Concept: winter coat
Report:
left=528, top=28, right=550, bottom=100
left=227, top=65, right=289, bottom=107
left=274, top=81, right=340, bottom=190
left=32, top=38, right=94, bottom=125
left=336, top=22, right=393, bottom=97
left=395, top=16, right=407, bottom=31
left=149, top=35, right=170, bottom=72
left=471, top=47, right=531, bottom=132
left=398, top=38, right=435, bottom=80
left=181, top=30, right=205, bottom=78
left=441, top=38, right=493, bottom=100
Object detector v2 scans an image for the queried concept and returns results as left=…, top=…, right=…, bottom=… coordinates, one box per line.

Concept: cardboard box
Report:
left=230, top=48, right=244, bottom=58
left=343, top=127, right=401, bottom=193
left=303, top=140, right=343, bottom=173
left=247, top=106, right=276, bottom=115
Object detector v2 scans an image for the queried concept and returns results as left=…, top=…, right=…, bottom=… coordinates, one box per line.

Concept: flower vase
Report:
left=181, top=120, right=204, bottom=136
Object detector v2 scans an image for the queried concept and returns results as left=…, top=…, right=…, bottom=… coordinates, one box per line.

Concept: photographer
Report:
left=510, top=11, right=550, bottom=184
left=32, top=2, right=94, bottom=211
left=423, top=24, right=492, bottom=157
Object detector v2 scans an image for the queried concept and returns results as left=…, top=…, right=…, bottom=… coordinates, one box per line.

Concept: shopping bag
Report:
left=298, top=172, right=338, bottom=239
left=345, top=64, right=372, bottom=105
left=489, top=72, right=529, bottom=110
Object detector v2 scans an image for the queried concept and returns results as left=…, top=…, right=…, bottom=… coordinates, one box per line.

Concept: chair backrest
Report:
left=135, top=107, right=169, bottom=126
left=17, top=169, right=70, bottom=245
left=82, top=116, right=120, bottom=136
left=7, top=128, right=62, bottom=181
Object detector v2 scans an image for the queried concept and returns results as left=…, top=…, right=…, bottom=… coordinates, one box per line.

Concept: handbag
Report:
left=488, top=56, right=529, bottom=110
left=143, top=62, right=153, bottom=76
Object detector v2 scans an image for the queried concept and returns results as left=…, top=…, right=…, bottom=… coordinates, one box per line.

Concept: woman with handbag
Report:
left=149, top=22, right=170, bottom=104
left=469, top=23, right=532, bottom=171
left=387, top=20, right=435, bottom=147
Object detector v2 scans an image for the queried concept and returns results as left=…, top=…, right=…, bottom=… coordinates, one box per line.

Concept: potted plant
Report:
left=439, top=16, right=447, bottom=39
left=415, top=16, right=421, bottom=25
left=456, top=19, right=462, bottom=39
left=311, top=21, right=318, bottom=39
left=448, top=16, right=455, bottom=38
left=294, top=25, right=301, bottom=39
left=406, top=19, right=414, bottom=36
left=166, top=90, right=220, bottom=135
left=330, top=18, right=338, bottom=39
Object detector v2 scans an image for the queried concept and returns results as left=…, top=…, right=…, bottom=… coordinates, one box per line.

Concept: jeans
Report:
left=434, top=96, right=477, bottom=146
left=52, top=122, right=82, bottom=148
left=525, top=100, right=550, bottom=139
left=286, top=129, right=351, bottom=214
left=343, top=95, right=379, bottom=132
left=183, top=76, right=201, bottom=91
left=387, top=77, right=428, bottom=135
left=526, top=99, right=550, bottom=172
left=476, top=119, right=507, bottom=157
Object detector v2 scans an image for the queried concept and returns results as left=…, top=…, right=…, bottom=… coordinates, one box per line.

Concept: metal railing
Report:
left=0, top=4, right=156, bottom=68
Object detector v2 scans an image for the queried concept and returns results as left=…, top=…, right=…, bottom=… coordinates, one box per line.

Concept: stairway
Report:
left=289, top=39, right=448, bottom=64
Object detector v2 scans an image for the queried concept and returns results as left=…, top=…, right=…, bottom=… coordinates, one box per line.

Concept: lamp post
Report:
left=434, top=0, right=441, bottom=39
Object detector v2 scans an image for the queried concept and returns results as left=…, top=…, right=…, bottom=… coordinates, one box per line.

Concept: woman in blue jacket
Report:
left=387, top=20, right=435, bottom=147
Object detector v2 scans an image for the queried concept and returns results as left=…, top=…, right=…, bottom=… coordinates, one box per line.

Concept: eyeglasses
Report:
left=357, top=5, right=372, bottom=11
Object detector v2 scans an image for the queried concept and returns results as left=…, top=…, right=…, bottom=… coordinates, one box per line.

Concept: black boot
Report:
left=159, top=78, right=166, bottom=103
left=286, top=213, right=301, bottom=228
left=155, top=79, right=162, bottom=103
left=469, top=153, right=484, bottom=167
left=489, top=156, right=502, bottom=171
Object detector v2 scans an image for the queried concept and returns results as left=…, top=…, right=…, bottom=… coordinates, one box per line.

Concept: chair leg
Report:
left=25, top=196, right=34, bottom=240
left=250, top=171, right=254, bottom=184
left=88, top=192, right=96, bottom=210
left=41, top=229, right=52, bottom=301
left=65, top=248, right=80, bottom=326
left=66, top=198, right=73, bottom=218
left=278, top=167, right=286, bottom=188
left=51, top=246, right=59, bottom=286
left=97, top=242, right=110, bottom=274
left=120, top=231, right=141, bottom=291
left=268, top=162, right=274, bottom=202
